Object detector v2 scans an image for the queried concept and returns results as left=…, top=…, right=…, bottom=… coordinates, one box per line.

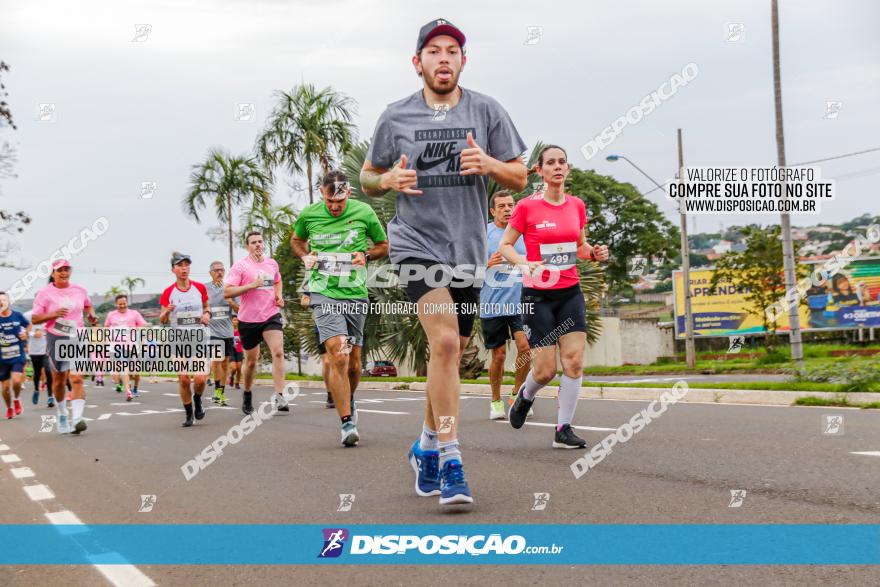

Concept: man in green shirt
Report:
left=291, top=170, right=388, bottom=447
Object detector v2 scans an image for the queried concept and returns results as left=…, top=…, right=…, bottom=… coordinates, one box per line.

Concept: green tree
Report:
left=240, top=202, right=297, bottom=258
left=709, top=225, right=804, bottom=350
left=0, top=61, right=30, bottom=265
left=104, top=285, right=125, bottom=302
left=120, top=276, right=145, bottom=300
left=565, top=168, right=679, bottom=296
left=184, top=150, right=271, bottom=266
left=256, top=84, right=356, bottom=205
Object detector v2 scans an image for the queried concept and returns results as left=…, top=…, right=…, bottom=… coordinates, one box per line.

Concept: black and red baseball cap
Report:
left=416, top=18, right=466, bottom=53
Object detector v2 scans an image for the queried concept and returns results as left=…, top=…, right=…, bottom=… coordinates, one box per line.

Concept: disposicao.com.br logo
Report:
left=318, top=528, right=563, bottom=558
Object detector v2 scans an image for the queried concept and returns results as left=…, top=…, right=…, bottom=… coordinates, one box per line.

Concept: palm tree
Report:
left=120, top=276, right=145, bottom=301
left=256, top=84, right=356, bottom=205
left=184, top=150, right=271, bottom=266
left=104, top=285, right=125, bottom=304
left=240, top=202, right=297, bottom=258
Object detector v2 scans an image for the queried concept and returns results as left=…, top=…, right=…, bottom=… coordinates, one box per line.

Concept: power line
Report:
left=631, top=146, right=880, bottom=196
left=791, top=146, right=880, bottom=166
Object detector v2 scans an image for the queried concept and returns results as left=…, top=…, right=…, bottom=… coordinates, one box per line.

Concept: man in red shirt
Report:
left=160, top=252, right=211, bottom=427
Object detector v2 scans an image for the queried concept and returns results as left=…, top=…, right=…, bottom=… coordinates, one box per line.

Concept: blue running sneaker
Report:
left=439, top=459, right=473, bottom=505
left=47, top=396, right=55, bottom=408
left=408, top=439, right=440, bottom=497
left=57, top=413, right=69, bottom=435
left=32, top=391, right=39, bottom=405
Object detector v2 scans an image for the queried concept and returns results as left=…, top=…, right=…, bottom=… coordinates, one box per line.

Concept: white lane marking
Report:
left=97, top=413, right=112, bottom=420
left=2, top=453, right=21, bottom=463
left=355, top=409, right=409, bottom=415
left=45, top=509, right=84, bottom=524
left=495, top=420, right=617, bottom=432
left=851, top=451, right=880, bottom=457
left=23, top=484, right=55, bottom=501
left=113, top=408, right=185, bottom=417
left=0, top=443, right=9, bottom=450
left=87, top=404, right=97, bottom=408
left=45, top=511, right=156, bottom=585
left=163, top=393, right=178, bottom=397
left=11, top=466, right=34, bottom=478
left=111, top=402, right=141, bottom=406
left=94, top=564, right=156, bottom=587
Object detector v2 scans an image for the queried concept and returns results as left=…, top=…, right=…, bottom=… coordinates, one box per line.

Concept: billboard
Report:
left=673, top=257, right=880, bottom=338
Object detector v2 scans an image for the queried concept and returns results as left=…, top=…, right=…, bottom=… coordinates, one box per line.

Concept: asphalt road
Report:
left=1, top=379, right=878, bottom=586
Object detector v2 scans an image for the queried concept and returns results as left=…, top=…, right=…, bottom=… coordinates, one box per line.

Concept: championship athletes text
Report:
left=53, top=327, right=223, bottom=374
left=665, top=167, right=834, bottom=214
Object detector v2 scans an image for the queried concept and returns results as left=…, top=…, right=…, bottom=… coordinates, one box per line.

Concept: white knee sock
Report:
left=521, top=371, right=545, bottom=401
left=557, top=374, right=583, bottom=429
left=71, top=398, right=85, bottom=421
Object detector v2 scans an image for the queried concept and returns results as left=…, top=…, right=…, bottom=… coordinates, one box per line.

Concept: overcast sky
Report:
left=1, top=0, right=878, bottom=298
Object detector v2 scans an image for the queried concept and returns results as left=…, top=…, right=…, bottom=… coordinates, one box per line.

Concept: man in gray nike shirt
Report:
left=206, top=260, right=239, bottom=406
left=360, top=18, right=528, bottom=506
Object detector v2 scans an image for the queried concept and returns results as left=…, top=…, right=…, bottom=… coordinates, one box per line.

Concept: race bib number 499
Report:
left=539, top=242, right=577, bottom=270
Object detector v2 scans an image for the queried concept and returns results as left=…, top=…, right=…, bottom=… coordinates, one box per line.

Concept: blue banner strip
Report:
left=1, top=524, right=878, bottom=565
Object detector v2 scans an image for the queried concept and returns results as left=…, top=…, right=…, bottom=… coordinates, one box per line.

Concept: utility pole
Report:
left=772, top=0, right=804, bottom=364
left=677, top=128, right=696, bottom=368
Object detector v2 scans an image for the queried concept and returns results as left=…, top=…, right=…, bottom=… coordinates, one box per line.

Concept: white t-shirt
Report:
left=28, top=324, right=47, bottom=355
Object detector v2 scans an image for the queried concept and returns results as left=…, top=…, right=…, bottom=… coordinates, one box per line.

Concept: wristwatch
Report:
left=364, top=251, right=371, bottom=262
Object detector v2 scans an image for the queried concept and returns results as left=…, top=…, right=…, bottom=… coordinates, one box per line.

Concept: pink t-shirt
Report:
left=104, top=309, right=147, bottom=328
left=32, top=283, right=93, bottom=336
left=508, top=193, right=587, bottom=290
left=225, top=256, right=281, bottom=323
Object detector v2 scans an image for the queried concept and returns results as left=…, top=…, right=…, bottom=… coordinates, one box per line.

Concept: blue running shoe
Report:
left=32, top=391, right=39, bottom=405
left=408, top=439, right=440, bottom=497
left=439, top=459, right=473, bottom=505
left=47, top=396, right=55, bottom=408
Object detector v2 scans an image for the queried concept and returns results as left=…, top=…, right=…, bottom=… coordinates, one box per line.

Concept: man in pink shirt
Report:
left=224, top=231, right=287, bottom=416
left=104, top=294, right=147, bottom=400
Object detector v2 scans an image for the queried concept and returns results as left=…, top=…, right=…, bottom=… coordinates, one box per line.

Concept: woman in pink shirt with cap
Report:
left=31, top=259, right=98, bottom=435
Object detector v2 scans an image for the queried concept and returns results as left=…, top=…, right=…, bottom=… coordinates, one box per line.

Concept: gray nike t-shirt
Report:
left=206, top=281, right=236, bottom=339
left=366, top=87, right=526, bottom=267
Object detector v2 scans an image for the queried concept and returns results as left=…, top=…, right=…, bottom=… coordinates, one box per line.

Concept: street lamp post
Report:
left=607, top=147, right=696, bottom=368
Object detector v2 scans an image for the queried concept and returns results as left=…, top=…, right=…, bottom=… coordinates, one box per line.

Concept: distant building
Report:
left=712, top=240, right=733, bottom=255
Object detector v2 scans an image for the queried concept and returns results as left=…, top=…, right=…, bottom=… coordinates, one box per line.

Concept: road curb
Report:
left=151, top=377, right=876, bottom=407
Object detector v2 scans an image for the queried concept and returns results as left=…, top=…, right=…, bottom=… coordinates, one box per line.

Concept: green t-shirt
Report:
left=294, top=199, right=387, bottom=300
